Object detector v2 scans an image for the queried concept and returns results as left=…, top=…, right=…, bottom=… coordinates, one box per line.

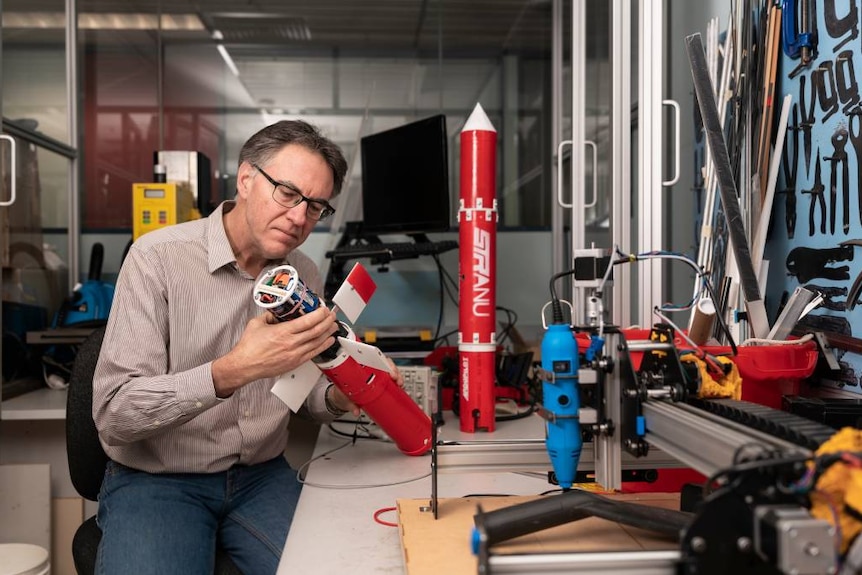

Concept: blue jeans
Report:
left=95, top=457, right=302, bottom=575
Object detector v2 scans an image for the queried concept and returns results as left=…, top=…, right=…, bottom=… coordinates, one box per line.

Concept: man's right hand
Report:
left=212, top=307, right=338, bottom=397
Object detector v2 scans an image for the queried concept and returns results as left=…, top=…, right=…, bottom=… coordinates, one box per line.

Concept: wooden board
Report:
left=398, top=493, right=681, bottom=575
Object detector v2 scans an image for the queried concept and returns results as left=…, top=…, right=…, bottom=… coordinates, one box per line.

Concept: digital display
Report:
left=144, top=189, right=166, bottom=199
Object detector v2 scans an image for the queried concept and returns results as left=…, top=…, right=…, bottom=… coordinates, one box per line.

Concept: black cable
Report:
left=433, top=327, right=458, bottom=347
left=327, top=423, right=379, bottom=442
left=703, top=275, right=738, bottom=355
left=432, top=254, right=446, bottom=342
left=494, top=405, right=536, bottom=422
left=436, top=255, right=460, bottom=307
left=495, top=305, right=518, bottom=348
left=548, top=269, right=580, bottom=324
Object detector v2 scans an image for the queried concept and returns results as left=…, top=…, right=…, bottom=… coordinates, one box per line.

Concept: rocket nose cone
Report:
left=462, top=103, right=497, bottom=133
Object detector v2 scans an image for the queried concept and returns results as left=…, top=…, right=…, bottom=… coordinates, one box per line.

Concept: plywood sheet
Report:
left=398, top=493, right=681, bottom=575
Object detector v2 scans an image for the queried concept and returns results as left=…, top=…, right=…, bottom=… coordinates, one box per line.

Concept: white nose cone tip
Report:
left=462, top=103, right=497, bottom=133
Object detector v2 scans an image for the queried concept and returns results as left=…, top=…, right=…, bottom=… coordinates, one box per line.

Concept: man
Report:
left=93, top=120, right=382, bottom=575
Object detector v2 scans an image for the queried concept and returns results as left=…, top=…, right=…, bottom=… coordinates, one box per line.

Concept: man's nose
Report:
left=285, top=200, right=309, bottom=225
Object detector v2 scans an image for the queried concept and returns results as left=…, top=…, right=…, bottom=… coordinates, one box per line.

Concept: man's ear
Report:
left=236, top=161, right=254, bottom=199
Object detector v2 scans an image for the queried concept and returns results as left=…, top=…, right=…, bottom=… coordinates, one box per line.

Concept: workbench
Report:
left=277, top=413, right=682, bottom=574
left=277, top=414, right=553, bottom=574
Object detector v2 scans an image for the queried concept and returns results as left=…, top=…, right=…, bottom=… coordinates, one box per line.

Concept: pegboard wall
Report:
left=765, top=0, right=862, bottom=391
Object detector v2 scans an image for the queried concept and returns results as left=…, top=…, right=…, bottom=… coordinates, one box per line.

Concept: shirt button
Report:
left=244, top=411, right=251, bottom=417
left=196, top=401, right=203, bottom=408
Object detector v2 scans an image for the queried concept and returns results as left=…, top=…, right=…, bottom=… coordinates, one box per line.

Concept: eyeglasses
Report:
left=252, top=163, right=336, bottom=221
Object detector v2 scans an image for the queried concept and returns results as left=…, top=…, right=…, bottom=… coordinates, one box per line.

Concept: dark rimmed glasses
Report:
left=253, top=163, right=336, bottom=221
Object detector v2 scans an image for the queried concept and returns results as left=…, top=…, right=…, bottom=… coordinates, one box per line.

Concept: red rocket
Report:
left=255, top=263, right=432, bottom=456
left=458, top=103, right=498, bottom=432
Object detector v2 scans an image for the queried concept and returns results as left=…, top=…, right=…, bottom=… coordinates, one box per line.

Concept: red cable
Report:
left=373, top=506, right=398, bottom=527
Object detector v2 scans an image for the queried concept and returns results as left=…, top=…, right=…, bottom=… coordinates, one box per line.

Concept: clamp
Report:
left=782, top=0, right=817, bottom=78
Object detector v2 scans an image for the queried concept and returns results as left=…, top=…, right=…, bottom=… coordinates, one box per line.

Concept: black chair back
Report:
left=64, top=324, right=244, bottom=575
left=66, top=325, right=109, bottom=501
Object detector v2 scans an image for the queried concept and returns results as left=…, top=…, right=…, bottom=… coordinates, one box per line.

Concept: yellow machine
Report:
left=132, top=182, right=199, bottom=240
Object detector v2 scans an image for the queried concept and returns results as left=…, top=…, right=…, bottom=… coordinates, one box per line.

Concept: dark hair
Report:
left=238, top=120, right=348, bottom=197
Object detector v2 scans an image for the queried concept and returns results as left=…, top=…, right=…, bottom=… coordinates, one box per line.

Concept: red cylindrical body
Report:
left=318, top=344, right=432, bottom=456
left=458, top=117, right=498, bottom=432
left=458, top=348, right=497, bottom=432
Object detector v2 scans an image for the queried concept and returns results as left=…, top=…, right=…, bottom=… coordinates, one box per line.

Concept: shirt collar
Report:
left=207, top=201, right=239, bottom=273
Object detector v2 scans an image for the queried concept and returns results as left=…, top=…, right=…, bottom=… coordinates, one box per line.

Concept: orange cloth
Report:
left=811, top=427, right=862, bottom=554
left=681, top=354, right=742, bottom=400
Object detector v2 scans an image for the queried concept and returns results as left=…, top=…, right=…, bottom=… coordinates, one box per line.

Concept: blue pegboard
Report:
left=766, top=0, right=862, bottom=390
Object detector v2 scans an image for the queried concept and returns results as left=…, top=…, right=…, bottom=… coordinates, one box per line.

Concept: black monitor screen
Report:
left=360, top=115, right=450, bottom=235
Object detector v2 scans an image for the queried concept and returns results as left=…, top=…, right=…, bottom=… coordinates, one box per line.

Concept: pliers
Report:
left=803, top=283, right=847, bottom=311
left=849, top=107, right=862, bottom=227
left=823, top=128, right=849, bottom=235
left=780, top=104, right=800, bottom=239
left=801, top=149, right=826, bottom=236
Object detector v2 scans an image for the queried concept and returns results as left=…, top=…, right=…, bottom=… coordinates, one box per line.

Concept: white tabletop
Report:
left=279, top=414, right=551, bottom=574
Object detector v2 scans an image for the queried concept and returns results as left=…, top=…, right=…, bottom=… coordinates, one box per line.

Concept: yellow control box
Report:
left=132, top=182, right=198, bottom=240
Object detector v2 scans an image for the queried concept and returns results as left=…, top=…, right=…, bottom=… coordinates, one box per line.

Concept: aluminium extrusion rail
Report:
left=434, top=439, right=683, bottom=475
left=479, top=549, right=680, bottom=575
left=642, top=400, right=812, bottom=478
left=429, top=437, right=684, bottom=518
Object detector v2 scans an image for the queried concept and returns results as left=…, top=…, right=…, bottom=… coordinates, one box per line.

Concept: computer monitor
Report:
left=359, top=115, right=451, bottom=236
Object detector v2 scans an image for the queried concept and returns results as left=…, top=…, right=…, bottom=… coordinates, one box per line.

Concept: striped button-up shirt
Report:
left=93, top=201, right=332, bottom=473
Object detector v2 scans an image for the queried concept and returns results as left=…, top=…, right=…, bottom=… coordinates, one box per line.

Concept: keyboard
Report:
left=326, top=240, right=458, bottom=262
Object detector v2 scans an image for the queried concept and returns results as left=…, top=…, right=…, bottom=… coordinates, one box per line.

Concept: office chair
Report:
left=65, top=325, right=242, bottom=575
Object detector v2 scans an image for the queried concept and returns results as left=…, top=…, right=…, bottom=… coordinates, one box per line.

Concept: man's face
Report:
left=238, top=143, right=334, bottom=260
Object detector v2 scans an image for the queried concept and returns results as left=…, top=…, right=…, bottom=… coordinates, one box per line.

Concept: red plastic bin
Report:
left=619, top=329, right=819, bottom=409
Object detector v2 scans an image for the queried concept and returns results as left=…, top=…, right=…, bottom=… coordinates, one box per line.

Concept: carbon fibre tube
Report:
left=471, top=490, right=692, bottom=553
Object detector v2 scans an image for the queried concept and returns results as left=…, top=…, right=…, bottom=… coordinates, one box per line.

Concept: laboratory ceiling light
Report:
left=2, top=12, right=205, bottom=31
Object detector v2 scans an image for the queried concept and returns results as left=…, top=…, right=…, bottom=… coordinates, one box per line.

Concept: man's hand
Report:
left=326, top=355, right=404, bottom=416
left=212, top=307, right=338, bottom=397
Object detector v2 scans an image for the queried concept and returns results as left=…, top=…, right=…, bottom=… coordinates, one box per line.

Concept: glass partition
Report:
left=1, top=0, right=77, bottom=400
left=79, top=1, right=561, bottom=235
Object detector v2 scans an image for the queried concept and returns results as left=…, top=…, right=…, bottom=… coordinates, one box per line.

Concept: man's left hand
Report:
left=327, top=356, right=404, bottom=416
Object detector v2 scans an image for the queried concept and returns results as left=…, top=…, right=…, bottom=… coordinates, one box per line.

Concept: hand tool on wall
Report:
left=835, top=50, right=860, bottom=114
left=842, top=239, right=862, bottom=311
left=823, top=0, right=859, bottom=52
left=823, top=127, right=849, bottom=235
left=803, top=283, right=848, bottom=311
left=786, top=243, right=854, bottom=283
left=814, top=61, right=839, bottom=122
left=799, top=75, right=815, bottom=174
left=797, top=311, right=853, bottom=336
left=848, top=107, right=862, bottom=227
left=801, top=152, right=826, bottom=236
left=779, top=104, right=800, bottom=239
left=782, top=0, right=818, bottom=78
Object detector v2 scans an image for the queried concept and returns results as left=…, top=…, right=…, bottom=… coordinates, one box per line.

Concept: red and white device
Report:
left=458, top=103, right=498, bottom=432
left=254, top=262, right=432, bottom=456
